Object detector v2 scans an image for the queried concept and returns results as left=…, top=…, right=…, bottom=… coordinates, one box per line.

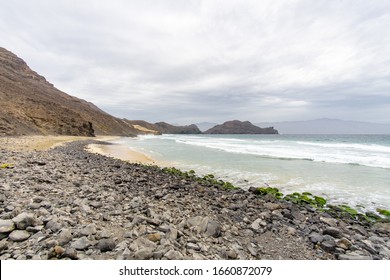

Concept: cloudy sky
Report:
left=1, top=0, right=390, bottom=124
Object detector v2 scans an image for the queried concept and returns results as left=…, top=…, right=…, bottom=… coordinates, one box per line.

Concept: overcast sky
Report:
left=1, top=0, right=390, bottom=124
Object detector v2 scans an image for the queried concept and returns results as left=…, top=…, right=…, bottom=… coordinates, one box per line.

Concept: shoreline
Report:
left=1, top=137, right=390, bottom=260
left=86, top=143, right=157, bottom=165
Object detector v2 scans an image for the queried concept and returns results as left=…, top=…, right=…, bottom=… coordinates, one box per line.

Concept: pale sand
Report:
left=86, top=143, right=158, bottom=165
left=0, top=135, right=119, bottom=151
left=0, top=135, right=159, bottom=165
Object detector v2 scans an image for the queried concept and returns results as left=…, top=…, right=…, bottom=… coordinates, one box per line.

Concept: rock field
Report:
left=1, top=140, right=389, bottom=260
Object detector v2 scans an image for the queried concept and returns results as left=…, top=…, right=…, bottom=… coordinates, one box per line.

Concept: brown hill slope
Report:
left=0, top=47, right=137, bottom=136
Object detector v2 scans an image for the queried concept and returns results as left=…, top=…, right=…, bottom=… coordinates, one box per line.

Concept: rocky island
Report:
left=204, top=120, right=278, bottom=134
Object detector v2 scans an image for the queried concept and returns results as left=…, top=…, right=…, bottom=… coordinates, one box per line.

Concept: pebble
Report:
left=97, top=238, right=116, bottom=252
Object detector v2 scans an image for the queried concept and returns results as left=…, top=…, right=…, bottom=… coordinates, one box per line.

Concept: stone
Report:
left=164, top=249, right=184, bottom=260
left=134, top=248, right=154, bottom=260
left=97, top=238, right=116, bottom=252
left=54, top=245, right=65, bottom=256
left=323, top=227, right=343, bottom=239
left=187, top=216, right=204, bottom=228
left=227, top=249, right=238, bottom=259
left=79, top=224, right=97, bottom=236
left=9, top=230, right=30, bottom=242
left=45, top=239, right=59, bottom=249
left=0, top=240, right=8, bottom=252
left=336, top=238, right=352, bottom=250
left=338, top=253, right=372, bottom=260
left=251, top=218, right=266, bottom=231
left=46, top=220, right=62, bottom=233
left=372, top=222, right=390, bottom=234
left=264, top=202, right=281, bottom=211
left=166, top=227, right=178, bottom=241
left=99, top=229, right=112, bottom=239
left=320, top=239, right=336, bottom=253
left=320, top=216, right=338, bottom=227
left=247, top=244, right=258, bottom=256
left=146, top=233, right=161, bottom=242
left=71, top=237, right=91, bottom=250
left=26, top=225, right=44, bottom=233
left=309, top=232, right=323, bottom=244
left=130, top=237, right=157, bottom=252
left=0, top=219, right=15, bottom=233
left=63, top=248, right=79, bottom=260
left=186, top=243, right=201, bottom=251
left=205, top=220, right=222, bottom=238
left=57, top=228, right=73, bottom=246
left=12, top=213, right=37, bottom=230
left=351, top=224, right=368, bottom=236
left=360, top=240, right=378, bottom=255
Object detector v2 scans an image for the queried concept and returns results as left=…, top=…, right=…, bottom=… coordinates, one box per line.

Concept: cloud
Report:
left=1, top=0, right=390, bottom=123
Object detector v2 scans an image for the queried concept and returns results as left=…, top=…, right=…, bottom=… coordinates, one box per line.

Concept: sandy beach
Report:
left=86, top=143, right=156, bottom=165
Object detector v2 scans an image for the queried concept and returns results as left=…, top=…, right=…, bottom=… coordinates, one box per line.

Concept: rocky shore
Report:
left=0, top=139, right=389, bottom=260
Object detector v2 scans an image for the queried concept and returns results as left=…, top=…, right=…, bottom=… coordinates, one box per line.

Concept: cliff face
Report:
left=204, top=120, right=278, bottom=134
left=154, top=122, right=202, bottom=134
left=0, top=47, right=137, bottom=136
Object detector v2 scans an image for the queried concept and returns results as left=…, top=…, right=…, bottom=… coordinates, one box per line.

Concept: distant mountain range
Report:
left=256, top=118, right=390, bottom=134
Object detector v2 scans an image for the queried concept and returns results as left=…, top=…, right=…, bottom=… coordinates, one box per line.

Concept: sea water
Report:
left=115, top=134, right=390, bottom=212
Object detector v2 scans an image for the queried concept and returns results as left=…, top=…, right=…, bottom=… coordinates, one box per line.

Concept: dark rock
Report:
left=63, top=248, right=79, bottom=260
left=309, top=232, right=323, bottom=244
left=97, top=238, right=116, bottom=252
left=323, top=227, right=343, bottom=239
left=205, top=220, right=222, bottom=238
left=321, top=239, right=336, bottom=252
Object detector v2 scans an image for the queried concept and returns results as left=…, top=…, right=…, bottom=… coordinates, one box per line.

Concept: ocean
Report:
left=114, top=134, right=390, bottom=212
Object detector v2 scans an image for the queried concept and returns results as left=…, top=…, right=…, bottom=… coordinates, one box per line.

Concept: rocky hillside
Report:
left=154, top=122, right=201, bottom=134
left=204, top=120, right=278, bottom=134
left=0, top=47, right=138, bottom=137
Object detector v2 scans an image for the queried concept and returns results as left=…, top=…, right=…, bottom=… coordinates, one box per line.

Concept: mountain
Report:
left=204, top=120, right=278, bottom=134
left=256, top=118, right=390, bottom=134
left=0, top=47, right=138, bottom=136
left=154, top=122, right=201, bottom=134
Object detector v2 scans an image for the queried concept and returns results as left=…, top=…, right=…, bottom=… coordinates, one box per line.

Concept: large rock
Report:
left=9, top=230, right=30, bottom=242
left=0, top=219, right=15, bottom=233
left=12, top=213, right=37, bottom=230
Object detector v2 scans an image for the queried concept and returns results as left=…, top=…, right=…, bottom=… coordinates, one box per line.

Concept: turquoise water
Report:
left=115, top=134, right=390, bottom=212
